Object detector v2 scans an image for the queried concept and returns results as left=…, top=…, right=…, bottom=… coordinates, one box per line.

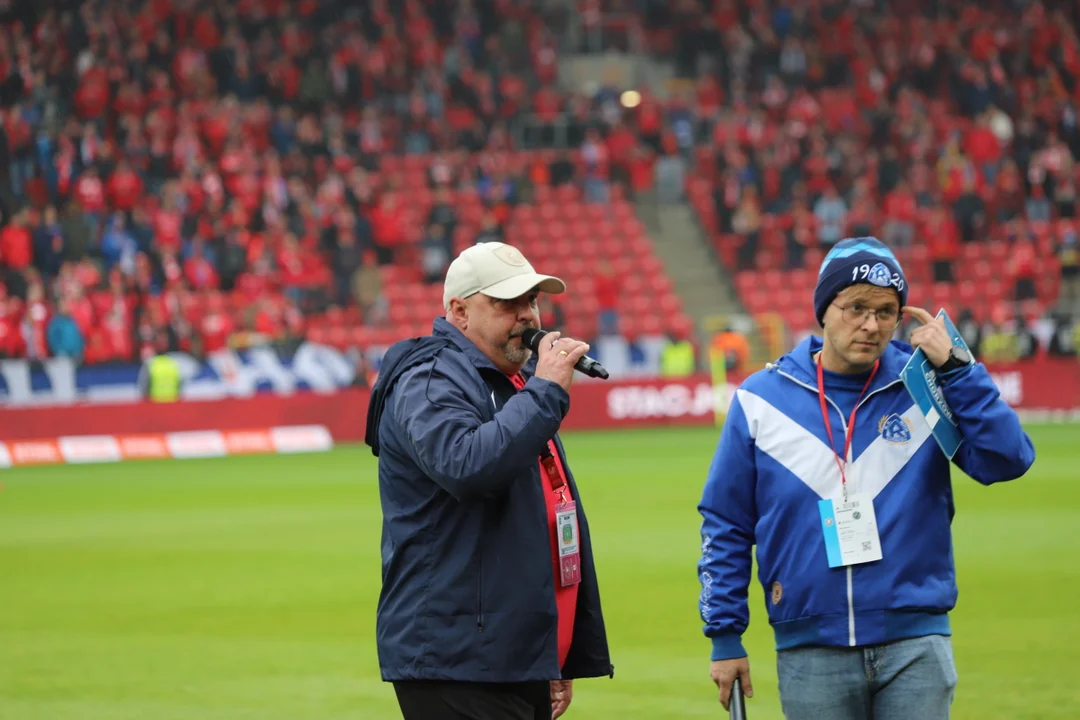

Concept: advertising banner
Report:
left=0, top=342, right=359, bottom=407
left=0, top=358, right=1073, bottom=451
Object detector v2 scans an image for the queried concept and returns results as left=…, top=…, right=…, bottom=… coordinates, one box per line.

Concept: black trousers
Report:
left=393, top=680, right=549, bottom=720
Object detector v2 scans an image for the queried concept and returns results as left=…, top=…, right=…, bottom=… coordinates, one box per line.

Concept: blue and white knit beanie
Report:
left=813, top=237, right=908, bottom=326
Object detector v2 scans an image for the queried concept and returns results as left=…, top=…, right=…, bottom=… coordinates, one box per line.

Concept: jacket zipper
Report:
left=773, top=366, right=902, bottom=647
left=476, top=554, right=484, bottom=633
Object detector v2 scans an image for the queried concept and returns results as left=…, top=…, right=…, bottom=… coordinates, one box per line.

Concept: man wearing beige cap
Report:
left=365, top=242, right=613, bottom=720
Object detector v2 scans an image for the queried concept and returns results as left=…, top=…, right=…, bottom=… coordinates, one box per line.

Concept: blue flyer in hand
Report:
left=900, top=309, right=972, bottom=459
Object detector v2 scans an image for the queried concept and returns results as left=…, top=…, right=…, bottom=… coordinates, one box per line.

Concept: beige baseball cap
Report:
left=443, top=242, right=566, bottom=310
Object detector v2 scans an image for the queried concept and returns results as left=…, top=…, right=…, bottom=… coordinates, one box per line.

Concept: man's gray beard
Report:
left=503, top=342, right=533, bottom=365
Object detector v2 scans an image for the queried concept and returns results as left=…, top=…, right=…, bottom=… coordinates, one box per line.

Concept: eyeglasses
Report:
left=833, top=303, right=900, bottom=330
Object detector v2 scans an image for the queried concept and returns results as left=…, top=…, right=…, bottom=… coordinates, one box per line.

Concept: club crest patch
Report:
left=879, top=413, right=913, bottom=444
left=867, top=262, right=893, bottom=287
left=492, top=244, right=528, bottom=266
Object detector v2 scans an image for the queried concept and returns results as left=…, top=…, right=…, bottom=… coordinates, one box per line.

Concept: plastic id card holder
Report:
left=818, top=493, right=883, bottom=568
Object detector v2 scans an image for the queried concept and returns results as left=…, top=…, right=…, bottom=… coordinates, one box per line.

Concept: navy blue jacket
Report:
left=369, top=318, right=613, bottom=683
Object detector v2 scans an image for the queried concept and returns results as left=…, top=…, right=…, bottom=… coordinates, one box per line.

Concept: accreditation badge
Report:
left=554, top=501, right=582, bottom=586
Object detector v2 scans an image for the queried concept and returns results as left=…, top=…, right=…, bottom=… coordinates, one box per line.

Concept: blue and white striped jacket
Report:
left=698, top=336, right=1035, bottom=660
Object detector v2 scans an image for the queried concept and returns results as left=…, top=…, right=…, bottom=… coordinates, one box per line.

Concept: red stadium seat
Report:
left=658, top=293, right=683, bottom=315
left=626, top=295, right=652, bottom=315
left=762, top=270, right=784, bottom=293
left=622, top=275, right=646, bottom=295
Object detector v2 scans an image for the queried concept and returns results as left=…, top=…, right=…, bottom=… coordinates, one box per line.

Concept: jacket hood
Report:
left=366, top=319, right=539, bottom=456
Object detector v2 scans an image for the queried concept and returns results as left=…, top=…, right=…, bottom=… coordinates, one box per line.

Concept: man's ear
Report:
left=447, top=297, right=468, bottom=329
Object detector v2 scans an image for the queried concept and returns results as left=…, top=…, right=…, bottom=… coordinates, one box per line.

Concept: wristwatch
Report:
left=936, top=346, right=972, bottom=373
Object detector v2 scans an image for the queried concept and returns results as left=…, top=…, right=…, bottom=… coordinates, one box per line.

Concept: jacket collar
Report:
left=431, top=317, right=539, bottom=378
left=773, top=335, right=913, bottom=391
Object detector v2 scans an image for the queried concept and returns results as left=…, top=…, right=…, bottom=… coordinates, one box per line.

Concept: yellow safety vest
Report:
left=982, top=332, right=1019, bottom=363
left=148, top=355, right=181, bottom=403
left=660, top=340, right=696, bottom=377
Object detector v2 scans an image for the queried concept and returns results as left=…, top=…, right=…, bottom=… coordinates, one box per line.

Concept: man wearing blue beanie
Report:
left=698, top=237, right=1035, bottom=719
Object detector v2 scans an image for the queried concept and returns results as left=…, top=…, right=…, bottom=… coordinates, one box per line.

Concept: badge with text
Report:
left=817, top=492, right=883, bottom=568
left=555, top=501, right=582, bottom=586
left=900, top=308, right=971, bottom=459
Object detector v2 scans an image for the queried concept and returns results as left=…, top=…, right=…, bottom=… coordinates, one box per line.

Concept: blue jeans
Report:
left=777, top=635, right=957, bottom=720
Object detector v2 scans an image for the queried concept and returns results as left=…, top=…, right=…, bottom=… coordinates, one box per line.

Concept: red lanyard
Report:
left=816, top=356, right=879, bottom=494
left=510, top=373, right=568, bottom=501
left=541, top=450, right=568, bottom=501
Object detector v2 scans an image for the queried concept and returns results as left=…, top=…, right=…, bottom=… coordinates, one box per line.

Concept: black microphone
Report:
left=521, top=328, right=610, bottom=380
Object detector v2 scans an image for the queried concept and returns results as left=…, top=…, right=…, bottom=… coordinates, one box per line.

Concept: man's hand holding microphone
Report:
left=528, top=330, right=595, bottom=391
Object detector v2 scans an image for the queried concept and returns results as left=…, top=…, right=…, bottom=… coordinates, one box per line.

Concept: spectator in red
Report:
left=994, top=159, right=1026, bottom=222
left=63, top=283, right=97, bottom=341
left=532, top=83, right=563, bottom=142
left=198, top=293, right=234, bottom=356
left=0, top=295, right=25, bottom=359
left=965, top=113, right=1002, bottom=183
left=83, top=329, right=113, bottom=366
left=595, top=259, right=621, bottom=337
left=627, top=143, right=655, bottom=201
left=369, top=191, right=407, bottom=265
left=1010, top=234, right=1039, bottom=302
left=635, top=89, right=665, bottom=151
left=251, top=297, right=283, bottom=339
left=100, top=277, right=135, bottom=363
left=0, top=209, right=34, bottom=272
left=926, top=206, right=961, bottom=283
left=184, top=238, right=220, bottom=291
left=107, top=159, right=145, bottom=213
left=22, top=281, right=51, bottom=361
left=75, top=59, right=110, bottom=123
left=152, top=192, right=184, bottom=254
left=883, top=180, right=918, bottom=247
left=606, top=121, right=639, bottom=185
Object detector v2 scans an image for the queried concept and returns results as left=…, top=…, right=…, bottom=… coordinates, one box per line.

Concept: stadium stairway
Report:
left=634, top=196, right=763, bottom=350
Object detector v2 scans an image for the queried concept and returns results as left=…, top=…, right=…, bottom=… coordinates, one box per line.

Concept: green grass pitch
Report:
left=1, top=425, right=1078, bottom=719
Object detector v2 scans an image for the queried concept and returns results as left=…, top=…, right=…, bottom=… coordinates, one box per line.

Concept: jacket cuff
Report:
left=937, top=362, right=974, bottom=386
left=710, top=634, right=747, bottom=661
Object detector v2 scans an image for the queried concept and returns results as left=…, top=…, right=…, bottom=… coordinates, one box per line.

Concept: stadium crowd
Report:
left=0, top=0, right=1078, bottom=368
